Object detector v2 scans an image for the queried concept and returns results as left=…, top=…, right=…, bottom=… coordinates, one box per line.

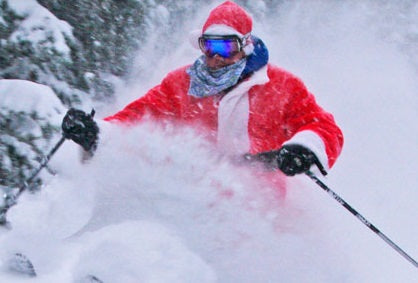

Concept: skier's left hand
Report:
left=244, top=144, right=327, bottom=176
left=276, top=144, right=327, bottom=176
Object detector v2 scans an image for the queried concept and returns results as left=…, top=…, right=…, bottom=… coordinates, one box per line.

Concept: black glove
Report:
left=276, top=144, right=326, bottom=176
left=244, top=144, right=327, bottom=176
left=62, top=108, right=99, bottom=152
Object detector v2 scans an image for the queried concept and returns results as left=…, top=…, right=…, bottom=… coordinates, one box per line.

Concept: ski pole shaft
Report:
left=305, top=171, right=418, bottom=269
left=1, top=136, right=66, bottom=226
left=16, top=136, right=66, bottom=198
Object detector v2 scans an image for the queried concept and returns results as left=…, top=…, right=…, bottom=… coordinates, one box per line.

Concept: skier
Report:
left=62, top=1, right=343, bottom=191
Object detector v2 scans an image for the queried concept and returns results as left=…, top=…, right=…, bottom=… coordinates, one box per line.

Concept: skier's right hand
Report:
left=62, top=108, right=99, bottom=152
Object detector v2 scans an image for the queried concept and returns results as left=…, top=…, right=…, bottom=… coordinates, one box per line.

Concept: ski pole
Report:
left=305, top=171, right=418, bottom=269
left=0, top=136, right=66, bottom=225
left=16, top=136, right=66, bottom=199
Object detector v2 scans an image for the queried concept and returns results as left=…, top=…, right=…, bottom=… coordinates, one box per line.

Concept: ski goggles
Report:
left=198, top=35, right=244, bottom=58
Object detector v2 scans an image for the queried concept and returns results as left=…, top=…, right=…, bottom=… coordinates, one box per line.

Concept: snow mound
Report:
left=0, top=79, right=65, bottom=124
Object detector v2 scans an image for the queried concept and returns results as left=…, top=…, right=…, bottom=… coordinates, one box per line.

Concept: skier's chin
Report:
left=206, top=60, right=229, bottom=70
left=205, top=52, right=244, bottom=70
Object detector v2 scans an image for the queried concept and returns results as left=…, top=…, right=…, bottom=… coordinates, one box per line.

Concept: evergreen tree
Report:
left=0, top=0, right=88, bottom=106
left=0, top=0, right=72, bottom=190
left=37, top=0, right=150, bottom=101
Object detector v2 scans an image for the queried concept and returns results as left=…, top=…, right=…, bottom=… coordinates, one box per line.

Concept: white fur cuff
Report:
left=283, top=130, right=329, bottom=170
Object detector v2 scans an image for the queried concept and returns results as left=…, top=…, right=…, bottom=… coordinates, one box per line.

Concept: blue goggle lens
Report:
left=199, top=37, right=241, bottom=58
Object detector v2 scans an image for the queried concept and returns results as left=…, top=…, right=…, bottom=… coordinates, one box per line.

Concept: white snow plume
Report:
left=78, top=123, right=349, bottom=282
left=1, top=121, right=353, bottom=282
left=0, top=79, right=65, bottom=124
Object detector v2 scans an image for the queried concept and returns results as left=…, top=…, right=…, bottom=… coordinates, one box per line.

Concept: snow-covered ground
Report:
left=0, top=1, right=417, bottom=282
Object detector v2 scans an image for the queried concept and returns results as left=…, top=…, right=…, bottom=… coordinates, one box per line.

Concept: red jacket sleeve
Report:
left=282, top=76, right=344, bottom=168
left=104, top=68, right=188, bottom=123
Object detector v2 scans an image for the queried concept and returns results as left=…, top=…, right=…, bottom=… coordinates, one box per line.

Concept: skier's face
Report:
left=198, top=34, right=246, bottom=70
left=205, top=51, right=245, bottom=70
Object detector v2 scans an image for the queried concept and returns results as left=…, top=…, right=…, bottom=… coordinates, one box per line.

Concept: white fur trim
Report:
left=203, top=24, right=244, bottom=37
left=217, top=66, right=269, bottom=155
left=188, top=29, right=201, bottom=49
left=217, top=87, right=250, bottom=155
left=283, top=130, right=329, bottom=170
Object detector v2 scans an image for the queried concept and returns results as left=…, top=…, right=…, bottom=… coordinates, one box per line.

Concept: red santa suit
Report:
left=104, top=64, right=342, bottom=169
left=104, top=1, right=343, bottom=195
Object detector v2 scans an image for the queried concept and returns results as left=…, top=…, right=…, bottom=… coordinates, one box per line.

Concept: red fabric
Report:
left=105, top=64, right=343, bottom=168
left=202, top=1, right=252, bottom=35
